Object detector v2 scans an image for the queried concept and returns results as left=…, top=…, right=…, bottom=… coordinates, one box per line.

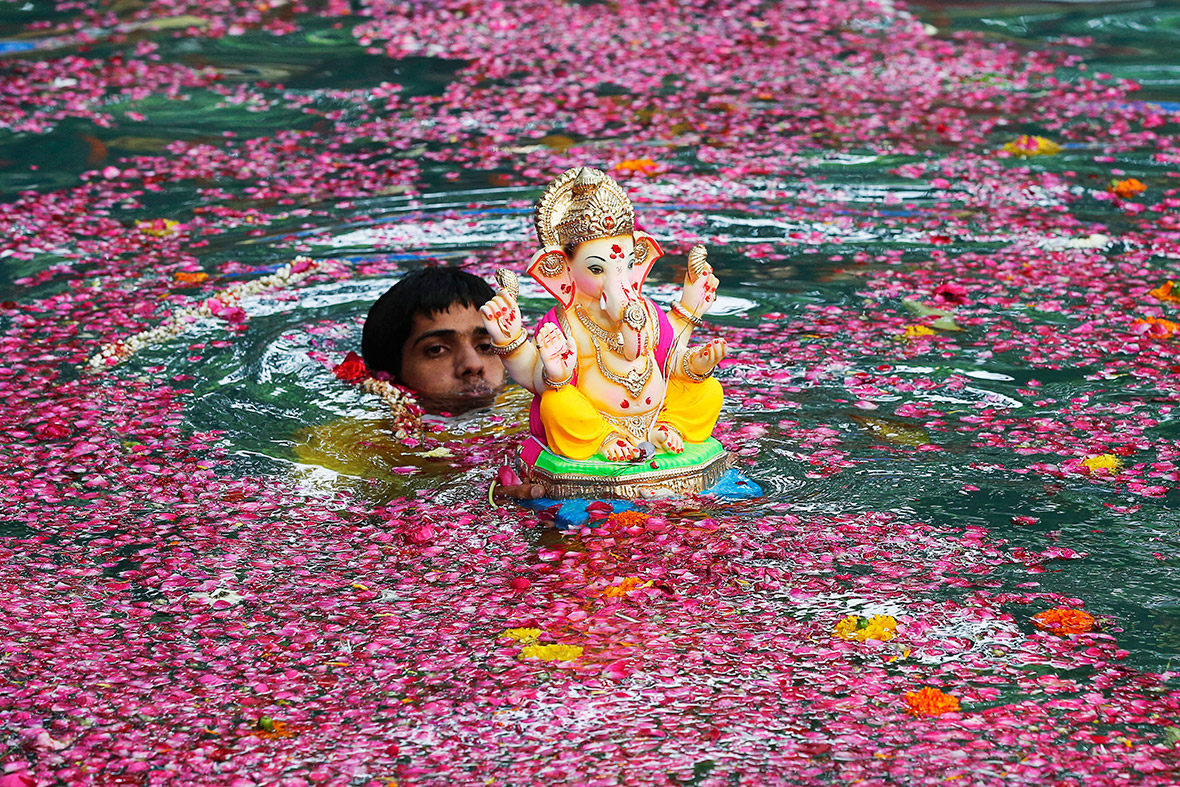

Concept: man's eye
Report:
left=477, top=342, right=495, bottom=355
left=424, top=345, right=447, bottom=357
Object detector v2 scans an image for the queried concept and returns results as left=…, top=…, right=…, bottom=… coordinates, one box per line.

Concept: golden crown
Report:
left=535, top=167, right=634, bottom=251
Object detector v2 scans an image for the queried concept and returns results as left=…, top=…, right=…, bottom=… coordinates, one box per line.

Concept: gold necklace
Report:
left=592, top=339, right=652, bottom=398
left=562, top=308, right=654, bottom=398
left=574, top=305, right=623, bottom=352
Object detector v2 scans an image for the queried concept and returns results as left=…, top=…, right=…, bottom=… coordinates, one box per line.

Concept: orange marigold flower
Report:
left=903, top=687, right=960, bottom=716
left=1132, top=316, right=1180, bottom=338
left=173, top=271, right=209, bottom=284
left=1149, top=281, right=1180, bottom=303
left=252, top=717, right=295, bottom=739
left=1109, top=178, right=1146, bottom=199
left=1031, top=608, right=1095, bottom=635
left=606, top=510, right=650, bottom=528
left=600, top=577, right=651, bottom=598
left=615, top=158, right=659, bottom=176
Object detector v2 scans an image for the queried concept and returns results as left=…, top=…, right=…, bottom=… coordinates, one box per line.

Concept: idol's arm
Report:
left=672, top=338, right=728, bottom=382
left=480, top=274, right=543, bottom=395
left=668, top=245, right=726, bottom=380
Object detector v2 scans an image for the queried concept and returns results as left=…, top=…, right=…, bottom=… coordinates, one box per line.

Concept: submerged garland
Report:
left=333, top=352, right=423, bottom=439
left=87, top=256, right=323, bottom=369
left=360, top=376, right=423, bottom=439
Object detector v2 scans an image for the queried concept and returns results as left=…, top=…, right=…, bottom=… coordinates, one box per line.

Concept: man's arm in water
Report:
left=492, top=464, right=545, bottom=501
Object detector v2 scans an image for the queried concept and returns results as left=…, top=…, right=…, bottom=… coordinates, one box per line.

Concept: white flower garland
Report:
left=87, top=256, right=323, bottom=369
left=360, top=377, right=423, bottom=439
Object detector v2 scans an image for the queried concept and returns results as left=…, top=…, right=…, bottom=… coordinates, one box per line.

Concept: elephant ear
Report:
left=526, top=246, right=575, bottom=309
left=630, top=232, right=664, bottom=291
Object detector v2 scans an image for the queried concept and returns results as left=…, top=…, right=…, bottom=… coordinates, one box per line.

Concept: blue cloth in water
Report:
left=700, top=468, right=762, bottom=501
left=520, top=469, right=760, bottom=527
left=519, top=498, right=638, bottom=530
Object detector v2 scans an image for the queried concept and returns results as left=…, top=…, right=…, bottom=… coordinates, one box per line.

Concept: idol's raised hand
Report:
left=480, top=268, right=524, bottom=345
left=677, top=245, right=720, bottom=321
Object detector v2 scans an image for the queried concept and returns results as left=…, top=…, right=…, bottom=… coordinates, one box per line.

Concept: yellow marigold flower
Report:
left=615, top=158, right=658, bottom=175
left=520, top=643, right=583, bottom=661
left=903, top=324, right=936, bottom=339
left=1081, top=454, right=1121, bottom=473
left=600, top=577, right=651, bottom=598
left=834, top=615, right=860, bottom=640
left=606, top=510, right=650, bottom=528
left=1031, top=608, right=1095, bottom=635
left=904, top=687, right=960, bottom=716
left=1002, top=135, right=1061, bottom=156
left=1109, top=178, right=1146, bottom=198
left=834, top=614, right=898, bottom=642
left=861, top=615, right=899, bottom=641
left=173, top=271, right=209, bottom=284
left=1149, top=281, right=1180, bottom=303
left=137, top=218, right=180, bottom=236
left=502, top=627, right=542, bottom=642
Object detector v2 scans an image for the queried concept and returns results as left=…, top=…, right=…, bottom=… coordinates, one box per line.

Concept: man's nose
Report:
left=455, top=343, right=486, bottom=377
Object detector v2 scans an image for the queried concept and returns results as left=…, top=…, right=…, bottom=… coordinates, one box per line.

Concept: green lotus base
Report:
left=526, top=438, right=730, bottom=499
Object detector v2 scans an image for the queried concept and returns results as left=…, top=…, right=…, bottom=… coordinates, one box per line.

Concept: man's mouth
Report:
left=457, top=382, right=494, bottom=397
left=416, top=383, right=499, bottom=415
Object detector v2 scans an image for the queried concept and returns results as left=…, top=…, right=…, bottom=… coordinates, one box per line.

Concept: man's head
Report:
left=362, top=267, right=505, bottom=411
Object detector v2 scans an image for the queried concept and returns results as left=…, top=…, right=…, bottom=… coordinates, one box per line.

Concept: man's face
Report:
left=398, top=304, right=506, bottom=412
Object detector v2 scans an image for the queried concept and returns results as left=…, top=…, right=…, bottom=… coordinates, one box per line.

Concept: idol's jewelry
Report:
left=669, top=300, right=703, bottom=327
left=495, top=268, right=519, bottom=300
left=575, top=305, right=623, bottom=351
left=622, top=300, right=647, bottom=331
left=490, top=331, right=528, bottom=356
left=573, top=302, right=653, bottom=397
left=681, top=350, right=713, bottom=383
left=543, top=367, right=574, bottom=389
left=536, top=251, right=565, bottom=279
left=604, top=411, right=658, bottom=446
left=593, top=340, right=652, bottom=398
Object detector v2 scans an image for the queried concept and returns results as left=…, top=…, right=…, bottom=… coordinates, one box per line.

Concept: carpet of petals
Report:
left=2, top=0, right=1180, bottom=785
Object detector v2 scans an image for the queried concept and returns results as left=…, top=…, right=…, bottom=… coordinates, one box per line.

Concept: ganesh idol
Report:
left=481, top=167, right=729, bottom=498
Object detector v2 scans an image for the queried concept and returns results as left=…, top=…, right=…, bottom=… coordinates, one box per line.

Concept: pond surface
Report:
left=2, top=1, right=1180, bottom=785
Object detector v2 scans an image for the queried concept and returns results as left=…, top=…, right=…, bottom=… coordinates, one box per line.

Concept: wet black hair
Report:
left=361, top=267, right=495, bottom=380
